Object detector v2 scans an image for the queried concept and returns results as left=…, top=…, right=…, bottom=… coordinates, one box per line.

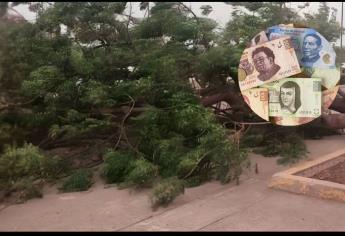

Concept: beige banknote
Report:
left=261, top=78, right=322, bottom=118
left=239, top=36, right=301, bottom=91
left=247, top=31, right=269, bottom=48
left=241, top=88, right=269, bottom=121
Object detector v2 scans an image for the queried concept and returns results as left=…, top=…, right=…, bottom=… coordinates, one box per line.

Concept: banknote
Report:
left=247, top=31, right=269, bottom=48
left=270, top=116, right=314, bottom=126
left=266, top=25, right=336, bottom=69
left=238, top=36, right=301, bottom=91
left=258, top=81, right=337, bottom=126
left=241, top=88, right=269, bottom=121
left=261, top=78, right=322, bottom=118
left=302, top=67, right=340, bottom=89
left=322, top=85, right=339, bottom=110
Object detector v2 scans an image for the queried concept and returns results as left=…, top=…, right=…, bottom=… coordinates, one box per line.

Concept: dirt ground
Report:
left=312, top=160, right=345, bottom=185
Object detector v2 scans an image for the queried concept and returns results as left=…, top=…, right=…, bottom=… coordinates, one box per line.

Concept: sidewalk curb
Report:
left=269, top=147, right=345, bottom=203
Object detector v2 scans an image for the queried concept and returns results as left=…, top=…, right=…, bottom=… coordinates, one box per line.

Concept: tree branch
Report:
left=114, top=95, right=136, bottom=150
left=126, top=2, right=133, bottom=45
left=0, top=96, right=38, bottom=112
left=183, top=150, right=212, bottom=179
left=177, top=2, right=199, bottom=23
left=322, top=113, right=345, bottom=129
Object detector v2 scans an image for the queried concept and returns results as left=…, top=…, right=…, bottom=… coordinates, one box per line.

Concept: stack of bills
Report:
left=238, top=24, right=340, bottom=126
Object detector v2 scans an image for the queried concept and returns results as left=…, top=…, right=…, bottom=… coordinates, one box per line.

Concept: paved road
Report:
left=1, top=135, right=345, bottom=231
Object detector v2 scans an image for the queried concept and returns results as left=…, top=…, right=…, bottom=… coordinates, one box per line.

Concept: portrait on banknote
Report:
left=239, top=36, right=301, bottom=91
left=301, top=33, right=323, bottom=66
left=261, top=78, right=322, bottom=118
left=279, top=81, right=301, bottom=115
left=252, top=46, right=281, bottom=82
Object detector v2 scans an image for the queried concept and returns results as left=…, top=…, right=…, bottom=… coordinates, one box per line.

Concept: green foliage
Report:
left=132, top=91, right=248, bottom=186
left=125, top=159, right=159, bottom=187
left=154, top=136, right=186, bottom=178
left=253, top=136, right=282, bottom=157
left=197, top=46, right=242, bottom=86
left=102, top=150, right=136, bottom=184
left=223, top=10, right=264, bottom=47
left=0, top=143, right=67, bottom=203
left=0, top=143, right=62, bottom=182
left=40, top=155, right=71, bottom=181
left=0, top=2, right=338, bottom=208
left=0, top=122, right=26, bottom=150
left=297, top=118, right=339, bottom=139
left=69, top=46, right=95, bottom=75
left=79, top=80, right=113, bottom=107
left=303, top=2, right=342, bottom=42
left=60, top=169, right=93, bottom=192
left=150, top=177, right=185, bottom=209
left=224, top=2, right=303, bottom=47
left=177, top=150, right=200, bottom=178
left=242, top=127, right=309, bottom=165
left=7, top=177, right=43, bottom=203
left=240, top=134, right=264, bottom=148
left=49, top=116, right=112, bottom=140
left=21, top=65, right=64, bottom=98
left=138, top=2, right=199, bottom=42
left=276, top=134, right=308, bottom=165
left=184, top=176, right=204, bottom=188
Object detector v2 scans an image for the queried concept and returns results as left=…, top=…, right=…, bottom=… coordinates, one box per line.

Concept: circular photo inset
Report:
left=238, top=24, right=340, bottom=126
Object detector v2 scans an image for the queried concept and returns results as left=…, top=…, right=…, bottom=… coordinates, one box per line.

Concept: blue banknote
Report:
left=266, top=25, right=336, bottom=69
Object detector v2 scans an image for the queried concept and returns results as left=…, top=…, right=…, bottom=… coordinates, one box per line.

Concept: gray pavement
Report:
left=0, top=135, right=345, bottom=231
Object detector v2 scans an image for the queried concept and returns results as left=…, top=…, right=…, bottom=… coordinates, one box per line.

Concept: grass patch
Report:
left=150, top=177, right=185, bottom=209
left=60, top=169, right=93, bottom=192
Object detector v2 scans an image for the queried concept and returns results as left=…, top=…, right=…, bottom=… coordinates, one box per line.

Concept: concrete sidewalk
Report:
left=1, top=135, right=345, bottom=231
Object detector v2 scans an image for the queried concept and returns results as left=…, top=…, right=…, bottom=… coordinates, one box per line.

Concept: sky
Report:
left=12, top=2, right=345, bottom=46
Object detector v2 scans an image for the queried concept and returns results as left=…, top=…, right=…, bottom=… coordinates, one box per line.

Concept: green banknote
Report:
left=261, top=78, right=322, bottom=118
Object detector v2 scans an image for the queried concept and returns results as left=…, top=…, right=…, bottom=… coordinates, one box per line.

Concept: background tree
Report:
left=0, top=2, right=344, bottom=206
left=0, top=2, right=249, bottom=206
left=303, top=2, right=342, bottom=42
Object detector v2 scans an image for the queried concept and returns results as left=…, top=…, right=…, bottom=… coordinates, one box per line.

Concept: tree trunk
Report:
left=322, top=113, right=345, bottom=129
